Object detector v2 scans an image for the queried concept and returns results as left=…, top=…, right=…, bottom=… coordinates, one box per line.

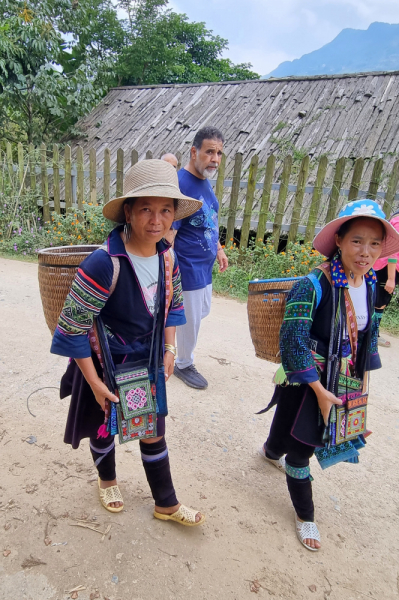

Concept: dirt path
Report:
left=1, top=256, right=399, bottom=600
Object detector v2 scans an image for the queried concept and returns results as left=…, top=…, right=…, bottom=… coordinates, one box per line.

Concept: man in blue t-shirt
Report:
left=172, top=126, right=228, bottom=389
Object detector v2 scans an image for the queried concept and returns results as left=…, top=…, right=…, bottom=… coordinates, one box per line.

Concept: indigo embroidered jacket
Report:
left=51, top=226, right=186, bottom=362
left=280, top=259, right=381, bottom=386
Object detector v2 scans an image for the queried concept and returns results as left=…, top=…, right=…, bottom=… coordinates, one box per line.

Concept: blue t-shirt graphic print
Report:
left=174, top=169, right=219, bottom=291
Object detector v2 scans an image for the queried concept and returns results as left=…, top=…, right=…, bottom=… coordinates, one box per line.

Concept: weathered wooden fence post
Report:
left=348, top=157, right=364, bottom=202
left=131, top=149, right=138, bottom=167
left=29, top=144, right=36, bottom=193
left=305, top=155, right=328, bottom=243
left=64, top=144, right=72, bottom=212
left=225, top=152, right=243, bottom=244
left=103, top=148, right=110, bottom=205
left=368, top=158, right=384, bottom=200
left=6, top=142, right=13, bottom=187
left=41, top=143, right=50, bottom=224
left=256, top=154, right=275, bottom=245
left=17, top=142, right=24, bottom=190
left=176, top=151, right=182, bottom=171
left=53, top=144, right=60, bottom=214
left=77, top=146, right=84, bottom=210
left=383, top=159, right=399, bottom=218
left=215, top=153, right=226, bottom=226
left=116, top=148, right=124, bottom=198
left=287, top=155, right=310, bottom=244
left=326, top=157, right=346, bottom=222
left=90, top=147, right=97, bottom=205
left=145, top=150, right=153, bottom=160
left=240, top=155, right=259, bottom=249
left=273, top=155, right=292, bottom=251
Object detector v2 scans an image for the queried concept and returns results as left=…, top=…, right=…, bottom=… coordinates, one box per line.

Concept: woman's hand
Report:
left=75, top=357, right=119, bottom=411
left=315, top=389, right=342, bottom=425
left=91, top=378, right=119, bottom=411
left=384, top=278, right=396, bottom=294
left=309, top=380, right=342, bottom=425
left=164, top=350, right=175, bottom=381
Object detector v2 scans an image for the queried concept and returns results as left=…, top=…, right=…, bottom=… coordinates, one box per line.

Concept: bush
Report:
left=44, top=203, right=114, bottom=248
left=381, top=292, right=399, bottom=335
left=0, top=201, right=114, bottom=256
left=213, top=239, right=325, bottom=301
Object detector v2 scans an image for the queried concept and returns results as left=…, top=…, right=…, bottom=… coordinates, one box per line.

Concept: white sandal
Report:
left=258, top=445, right=286, bottom=473
left=154, top=504, right=205, bottom=527
left=295, top=514, right=320, bottom=551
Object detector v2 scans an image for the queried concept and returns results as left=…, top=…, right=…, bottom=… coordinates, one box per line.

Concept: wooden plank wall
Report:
left=1, top=142, right=399, bottom=248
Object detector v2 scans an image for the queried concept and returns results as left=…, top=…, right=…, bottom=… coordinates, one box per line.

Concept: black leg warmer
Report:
left=90, top=436, right=116, bottom=482
left=140, top=437, right=178, bottom=508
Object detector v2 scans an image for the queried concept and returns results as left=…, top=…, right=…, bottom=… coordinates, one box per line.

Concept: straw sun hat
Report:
left=313, top=199, right=399, bottom=259
left=102, top=159, right=202, bottom=223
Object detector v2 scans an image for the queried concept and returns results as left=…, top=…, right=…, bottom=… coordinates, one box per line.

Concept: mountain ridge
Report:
left=264, top=22, right=399, bottom=79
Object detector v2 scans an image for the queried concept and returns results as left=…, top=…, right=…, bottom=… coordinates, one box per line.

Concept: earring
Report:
left=123, top=222, right=132, bottom=243
left=350, top=270, right=354, bottom=280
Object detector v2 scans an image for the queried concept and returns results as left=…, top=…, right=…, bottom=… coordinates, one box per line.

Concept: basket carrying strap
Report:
left=99, top=245, right=120, bottom=297
left=109, top=256, right=120, bottom=295
left=305, top=272, right=322, bottom=309
left=100, top=244, right=174, bottom=304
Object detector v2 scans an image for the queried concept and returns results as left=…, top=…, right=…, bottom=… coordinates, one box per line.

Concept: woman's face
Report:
left=124, top=196, right=175, bottom=245
left=335, top=217, right=384, bottom=277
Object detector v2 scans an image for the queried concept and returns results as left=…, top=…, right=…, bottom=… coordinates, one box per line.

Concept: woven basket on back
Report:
left=247, top=277, right=300, bottom=363
left=38, top=245, right=100, bottom=335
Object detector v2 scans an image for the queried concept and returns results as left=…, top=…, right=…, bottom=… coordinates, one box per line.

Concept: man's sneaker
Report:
left=173, top=364, right=208, bottom=389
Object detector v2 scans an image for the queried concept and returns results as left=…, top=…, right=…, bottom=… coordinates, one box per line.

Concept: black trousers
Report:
left=265, top=389, right=315, bottom=522
left=375, top=265, right=399, bottom=309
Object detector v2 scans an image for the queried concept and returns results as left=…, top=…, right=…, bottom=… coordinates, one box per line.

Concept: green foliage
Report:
left=116, top=3, right=258, bottom=86
left=0, top=0, right=259, bottom=144
left=0, top=147, right=114, bottom=254
left=272, top=121, right=288, bottom=133
left=381, top=293, right=399, bottom=336
left=45, top=203, right=114, bottom=247
left=0, top=0, right=115, bottom=144
left=212, top=239, right=324, bottom=301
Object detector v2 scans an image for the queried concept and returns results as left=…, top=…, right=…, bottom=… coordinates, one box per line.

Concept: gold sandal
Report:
left=154, top=504, right=205, bottom=527
left=98, top=478, right=124, bottom=513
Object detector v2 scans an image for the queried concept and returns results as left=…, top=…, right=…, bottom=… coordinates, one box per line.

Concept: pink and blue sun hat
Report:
left=313, top=199, right=399, bottom=259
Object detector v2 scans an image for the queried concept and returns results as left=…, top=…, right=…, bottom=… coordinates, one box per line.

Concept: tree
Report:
left=0, top=0, right=117, bottom=144
left=115, top=2, right=259, bottom=86
left=0, top=0, right=259, bottom=144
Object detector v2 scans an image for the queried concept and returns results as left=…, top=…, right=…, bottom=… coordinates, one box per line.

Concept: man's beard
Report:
left=198, top=164, right=218, bottom=179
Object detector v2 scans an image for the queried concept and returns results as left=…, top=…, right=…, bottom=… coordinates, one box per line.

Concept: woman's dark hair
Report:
left=336, top=216, right=386, bottom=241
left=123, top=197, right=178, bottom=216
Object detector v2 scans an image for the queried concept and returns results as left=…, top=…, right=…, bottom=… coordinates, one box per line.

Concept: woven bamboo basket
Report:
left=247, top=277, right=300, bottom=363
left=38, top=245, right=100, bottom=335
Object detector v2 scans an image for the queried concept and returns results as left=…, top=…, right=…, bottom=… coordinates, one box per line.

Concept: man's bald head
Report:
left=161, top=153, right=178, bottom=169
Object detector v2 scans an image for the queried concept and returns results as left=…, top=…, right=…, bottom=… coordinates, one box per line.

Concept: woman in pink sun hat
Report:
left=258, top=199, right=399, bottom=552
left=373, top=210, right=399, bottom=347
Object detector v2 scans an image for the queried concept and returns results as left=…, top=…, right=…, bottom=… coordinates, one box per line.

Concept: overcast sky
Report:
left=170, top=0, right=399, bottom=75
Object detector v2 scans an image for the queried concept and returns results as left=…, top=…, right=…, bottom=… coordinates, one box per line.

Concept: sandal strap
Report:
left=172, top=504, right=200, bottom=525
left=296, top=519, right=320, bottom=543
left=99, top=485, right=123, bottom=506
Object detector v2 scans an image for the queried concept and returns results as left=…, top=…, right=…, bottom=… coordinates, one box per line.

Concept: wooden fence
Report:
left=2, top=141, right=399, bottom=250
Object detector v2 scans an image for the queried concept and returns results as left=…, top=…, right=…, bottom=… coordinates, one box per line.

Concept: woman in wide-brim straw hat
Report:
left=258, top=199, right=399, bottom=551
left=51, top=159, right=205, bottom=524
